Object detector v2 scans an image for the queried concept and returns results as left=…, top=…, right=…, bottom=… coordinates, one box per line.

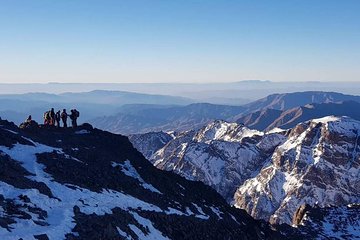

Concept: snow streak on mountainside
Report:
left=144, top=116, right=360, bottom=228
left=0, top=118, right=283, bottom=240
left=235, top=116, right=360, bottom=225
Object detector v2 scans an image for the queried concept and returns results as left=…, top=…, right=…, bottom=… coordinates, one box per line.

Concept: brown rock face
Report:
left=292, top=204, right=312, bottom=225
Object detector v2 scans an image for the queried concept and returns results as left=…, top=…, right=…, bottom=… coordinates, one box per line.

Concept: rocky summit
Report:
left=0, top=118, right=283, bottom=240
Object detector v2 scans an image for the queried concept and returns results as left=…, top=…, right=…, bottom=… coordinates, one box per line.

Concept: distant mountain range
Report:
left=236, top=91, right=360, bottom=115
left=91, top=103, right=245, bottom=134
left=0, top=90, right=194, bottom=124
left=130, top=116, right=360, bottom=227
left=2, top=90, right=360, bottom=135
left=93, top=91, right=360, bottom=134
left=236, top=101, right=360, bottom=131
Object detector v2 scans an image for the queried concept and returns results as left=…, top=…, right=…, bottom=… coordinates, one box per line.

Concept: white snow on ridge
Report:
left=112, top=160, right=162, bottom=194
left=193, top=121, right=263, bottom=143
left=311, top=116, right=341, bottom=124
left=266, top=127, right=286, bottom=134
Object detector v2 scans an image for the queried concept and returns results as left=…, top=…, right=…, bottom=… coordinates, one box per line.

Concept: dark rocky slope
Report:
left=0, top=118, right=284, bottom=240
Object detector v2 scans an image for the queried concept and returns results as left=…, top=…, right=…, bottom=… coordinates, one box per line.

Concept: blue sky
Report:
left=0, top=0, right=359, bottom=83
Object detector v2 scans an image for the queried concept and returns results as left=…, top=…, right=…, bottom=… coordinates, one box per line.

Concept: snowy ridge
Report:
left=234, top=116, right=360, bottom=225
left=139, top=116, right=360, bottom=232
left=151, top=120, right=286, bottom=202
left=193, top=120, right=263, bottom=143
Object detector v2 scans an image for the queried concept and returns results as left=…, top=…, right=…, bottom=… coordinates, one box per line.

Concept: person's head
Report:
left=51, top=108, right=54, bottom=111
left=63, top=109, right=66, bottom=112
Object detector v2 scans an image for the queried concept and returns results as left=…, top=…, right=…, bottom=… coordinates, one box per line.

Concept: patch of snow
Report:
left=112, top=160, right=162, bottom=194
left=4, top=129, right=18, bottom=135
left=209, top=206, right=223, bottom=219
left=117, top=227, right=131, bottom=239
left=130, top=212, right=169, bottom=240
left=311, top=116, right=340, bottom=124
left=266, top=127, right=286, bottom=134
left=75, top=130, right=90, bottom=134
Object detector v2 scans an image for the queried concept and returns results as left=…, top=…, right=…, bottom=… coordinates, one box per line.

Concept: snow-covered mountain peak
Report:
left=235, top=116, right=360, bottom=225
left=193, top=120, right=263, bottom=143
left=129, top=115, right=360, bottom=238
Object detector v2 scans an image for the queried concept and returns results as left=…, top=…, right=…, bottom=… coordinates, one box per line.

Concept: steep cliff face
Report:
left=0, top=118, right=282, bottom=240
left=292, top=204, right=360, bottom=239
left=151, top=120, right=286, bottom=202
left=129, top=131, right=174, bottom=159
left=234, top=116, right=360, bottom=224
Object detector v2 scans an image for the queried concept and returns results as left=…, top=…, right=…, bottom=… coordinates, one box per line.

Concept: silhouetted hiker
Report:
left=70, top=109, right=79, bottom=128
left=61, top=109, right=68, bottom=128
left=43, top=111, right=51, bottom=125
left=50, top=108, right=55, bottom=126
left=55, top=110, right=61, bottom=127
left=26, top=115, right=32, bottom=123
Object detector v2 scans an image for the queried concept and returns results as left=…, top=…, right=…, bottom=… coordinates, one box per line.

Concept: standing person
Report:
left=70, top=109, right=80, bottom=128
left=26, top=115, right=32, bottom=123
left=55, top=110, right=61, bottom=127
left=70, top=109, right=76, bottom=128
left=61, top=109, right=68, bottom=128
left=50, top=108, right=55, bottom=126
left=43, top=111, right=51, bottom=125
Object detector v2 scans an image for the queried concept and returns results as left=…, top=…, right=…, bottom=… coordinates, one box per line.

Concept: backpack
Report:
left=75, top=110, right=80, bottom=118
left=44, top=111, right=51, bottom=120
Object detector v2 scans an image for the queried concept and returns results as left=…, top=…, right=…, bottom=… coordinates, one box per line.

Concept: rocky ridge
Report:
left=0, top=118, right=283, bottom=240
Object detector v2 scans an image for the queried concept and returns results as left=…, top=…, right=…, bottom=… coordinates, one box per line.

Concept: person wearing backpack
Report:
left=43, top=111, right=51, bottom=125
left=55, top=110, right=61, bottom=127
left=50, top=108, right=55, bottom=126
left=61, top=109, right=68, bottom=128
left=70, top=109, right=80, bottom=128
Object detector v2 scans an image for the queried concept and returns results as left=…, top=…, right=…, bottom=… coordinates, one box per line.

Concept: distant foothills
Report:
left=1, top=90, right=360, bottom=135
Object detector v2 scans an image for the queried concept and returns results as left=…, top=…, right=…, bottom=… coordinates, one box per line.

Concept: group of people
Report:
left=41, top=108, right=80, bottom=128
